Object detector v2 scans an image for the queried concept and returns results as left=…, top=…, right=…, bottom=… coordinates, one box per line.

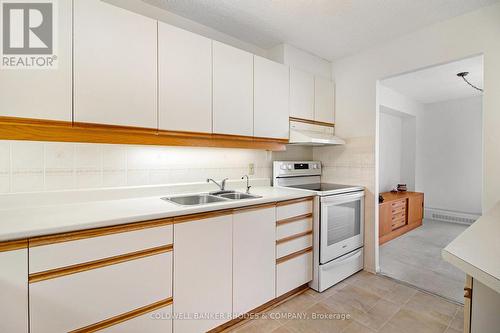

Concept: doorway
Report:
left=376, top=55, right=484, bottom=303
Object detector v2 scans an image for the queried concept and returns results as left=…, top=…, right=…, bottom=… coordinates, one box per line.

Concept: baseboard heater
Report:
left=424, top=208, right=479, bottom=225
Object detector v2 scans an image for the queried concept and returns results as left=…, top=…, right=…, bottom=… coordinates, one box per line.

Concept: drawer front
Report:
left=30, top=252, right=172, bottom=333
left=318, top=249, right=363, bottom=292
left=390, top=199, right=406, bottom=209
left=391, top=206, right=405, bottom=216
left=276, top=200, right=313, bottom=221
left=276, top=251, right=313, bottom=296
left=392, top=218, right=406, bottom=230
left=277, top=218, right=312, bottom=240
left=277, top=234, right=312, bottom=259
left=102, top=304, right=172, bottom=333
left=30, top=224, right=173, bottom=273
left=391, top=212, right=406, bottom=221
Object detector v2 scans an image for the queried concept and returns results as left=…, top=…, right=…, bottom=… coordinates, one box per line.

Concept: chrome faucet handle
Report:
left=221, top=178, right=229, bottom=190
left=207, top=178, right=222, bottom=190
left=241, top=175, right=251, bottom=194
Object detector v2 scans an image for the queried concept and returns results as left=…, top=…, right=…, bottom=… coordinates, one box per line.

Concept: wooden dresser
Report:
left=379, top=191, right=424, bottom=245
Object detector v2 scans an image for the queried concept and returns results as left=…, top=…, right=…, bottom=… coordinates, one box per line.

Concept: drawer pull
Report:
left=29, top=244, right=173, bottom=283
left=70, top=298, right=173, bottom=333
left=276, top=230, right=312, bottom=244
left=276, top=247, right=312, bottom=264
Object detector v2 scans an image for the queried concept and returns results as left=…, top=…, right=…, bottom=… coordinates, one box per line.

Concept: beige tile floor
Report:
left=228, top=271, right=464, bottom=333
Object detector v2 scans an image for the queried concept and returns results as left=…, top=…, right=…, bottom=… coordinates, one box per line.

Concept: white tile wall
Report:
left=0, top=140, right=278, bottom=193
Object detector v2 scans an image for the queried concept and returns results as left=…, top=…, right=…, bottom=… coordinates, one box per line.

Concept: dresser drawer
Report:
left=29, top=221, right=173, bottom=273
left=392, top=218, right=406, bottom=230
left=391, top=206, right=405, bottom=216
left=276, top=199, right=313, bottom=221
left=277, top=216, right=312, bottom=240
left=390, top=199, right=406, bottom=209
left=276, top=234, right=312, bottom=259
left=30, top=251, right=172, bottom=333
left=391, top=211, right=406, bottom=221
left=276, top=251, right=313, bottom=296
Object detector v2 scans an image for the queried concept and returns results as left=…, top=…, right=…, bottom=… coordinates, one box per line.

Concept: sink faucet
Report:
left=207, top=178, right=228, bottom=191
left=242, top=175, right=251, bottom=194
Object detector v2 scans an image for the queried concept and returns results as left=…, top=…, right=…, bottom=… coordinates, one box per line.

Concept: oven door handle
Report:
left=321, top=191, right=364, bottom=203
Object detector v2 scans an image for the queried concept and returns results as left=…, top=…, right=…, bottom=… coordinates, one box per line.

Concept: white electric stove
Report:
left=273, top=161, right=365, bottom=292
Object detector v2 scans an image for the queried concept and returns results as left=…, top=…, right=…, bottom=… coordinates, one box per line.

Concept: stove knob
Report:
left=287, top=164, right=293, bottom=170
left=312, top=164, right=317, bottom=169
left=280, top=164, right=286, bottom=170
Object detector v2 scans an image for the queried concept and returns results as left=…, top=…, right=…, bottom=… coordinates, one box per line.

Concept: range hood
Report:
left=288, top=120, right=345, bottom=146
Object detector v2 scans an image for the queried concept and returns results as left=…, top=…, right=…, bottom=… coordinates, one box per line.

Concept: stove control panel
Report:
left=273, top=161, right=322, bottom=177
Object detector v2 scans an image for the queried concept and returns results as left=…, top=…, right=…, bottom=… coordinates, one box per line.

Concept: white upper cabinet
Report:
left=158, top=23, right=212, bottom=133
left=73, top=0, right=157, bottom=128
left=289, top=68, right=314, bottom=120
left=212, top=41, right=254, bottom=136
left=254, top=56, right=290, bottom=139
left=0, top=0, right=72, bottom=121
left=314, top=76, right=335, bottom=123
left=233, top=207, right=276, bottom=315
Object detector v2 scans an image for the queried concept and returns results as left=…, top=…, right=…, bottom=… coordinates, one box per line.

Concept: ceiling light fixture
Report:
left=456, top=72, right=483, bottom=92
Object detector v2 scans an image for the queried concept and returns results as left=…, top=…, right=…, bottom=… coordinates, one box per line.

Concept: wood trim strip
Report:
left=276, top=197, right=313, bottom=207
left=232, top=202, right=276, bottom=213
left=209, top=284, right=309, bottom=333
left=70, top=297, right=173, bottom=333
left=29, top=244, right=173, bottom=283
left=0, top=116, right=287, bottom=151
left=276, top=213, right=313, bottom=225
left=173, top=209, right=234, bottom=224
left=0, top=239, right=28, bottom=252
left=289, top=117, right=335, bottom=128
left=276, top=247, right=313, bottom=264
left=29, top=218, right=173, bottom=247
left=276, top=230, right=313, bottom=245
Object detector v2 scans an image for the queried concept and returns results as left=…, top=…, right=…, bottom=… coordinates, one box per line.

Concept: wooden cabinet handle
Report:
left=464, top=287, right=472, bottom=299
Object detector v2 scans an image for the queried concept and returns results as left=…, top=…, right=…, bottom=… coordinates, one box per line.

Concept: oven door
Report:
left=320, top=191, right=364, bottom=264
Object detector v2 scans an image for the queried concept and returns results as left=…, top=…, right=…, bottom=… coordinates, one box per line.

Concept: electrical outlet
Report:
left=248, top=163, right=255, bottom=175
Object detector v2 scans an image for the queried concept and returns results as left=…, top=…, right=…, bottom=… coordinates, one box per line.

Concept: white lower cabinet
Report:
left=233, top=207, right=276, bottom=315
left=173, top=214, right=233, bottom=333
left=0, top=248, right=28, bottom=333
left=276, top=251, right=313, bottom=297
left=30, top=252, right=172, bottom=333
left=101, top=305, right=173, bottom=333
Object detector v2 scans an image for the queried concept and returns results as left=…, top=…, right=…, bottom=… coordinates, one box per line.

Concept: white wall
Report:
left=0, top=140, right=276, bottom=193
left=320, top=3, right=500, bottom=272
left=416, top=96, right=482, bottom=215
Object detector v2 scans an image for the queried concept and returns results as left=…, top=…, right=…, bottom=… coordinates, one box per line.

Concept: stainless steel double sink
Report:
left=162, top=191, right=261, bottom=206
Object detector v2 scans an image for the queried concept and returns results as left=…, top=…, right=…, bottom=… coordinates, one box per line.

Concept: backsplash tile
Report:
left=0, top=140, right=282, bottom=193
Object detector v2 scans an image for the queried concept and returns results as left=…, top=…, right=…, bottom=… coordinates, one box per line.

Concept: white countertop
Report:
left=0, top=180, right=313, bottom=242
left=442, top=201, right=500, bottom=294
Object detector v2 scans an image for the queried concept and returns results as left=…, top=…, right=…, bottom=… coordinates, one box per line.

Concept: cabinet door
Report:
left=74, top=0, right=157, bottom=128
left=213, top=41, right=254, bottom=136
left=314, top=76, right=335, bottom=123
left=378, top=203, right=392, bottom=238
left=0, top=0, right=72, bottom=121
left=0, top=248, right=28, bottom=333
left=158, top=23, right=212, bottom=133
left=289, top=68, right=314, bottom=120
left=233, top=207, right=276, bottom=315
left=174, top=214, right=233, bottom=333
left=408, top=194, right=424, bottom=225
left=254, top=56, right=289, bottom=139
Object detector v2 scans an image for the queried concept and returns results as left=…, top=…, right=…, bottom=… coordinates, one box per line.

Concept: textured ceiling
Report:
left=381, top=55, right=483, bottom=104
left=143, top=0, right=499, bottom=60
